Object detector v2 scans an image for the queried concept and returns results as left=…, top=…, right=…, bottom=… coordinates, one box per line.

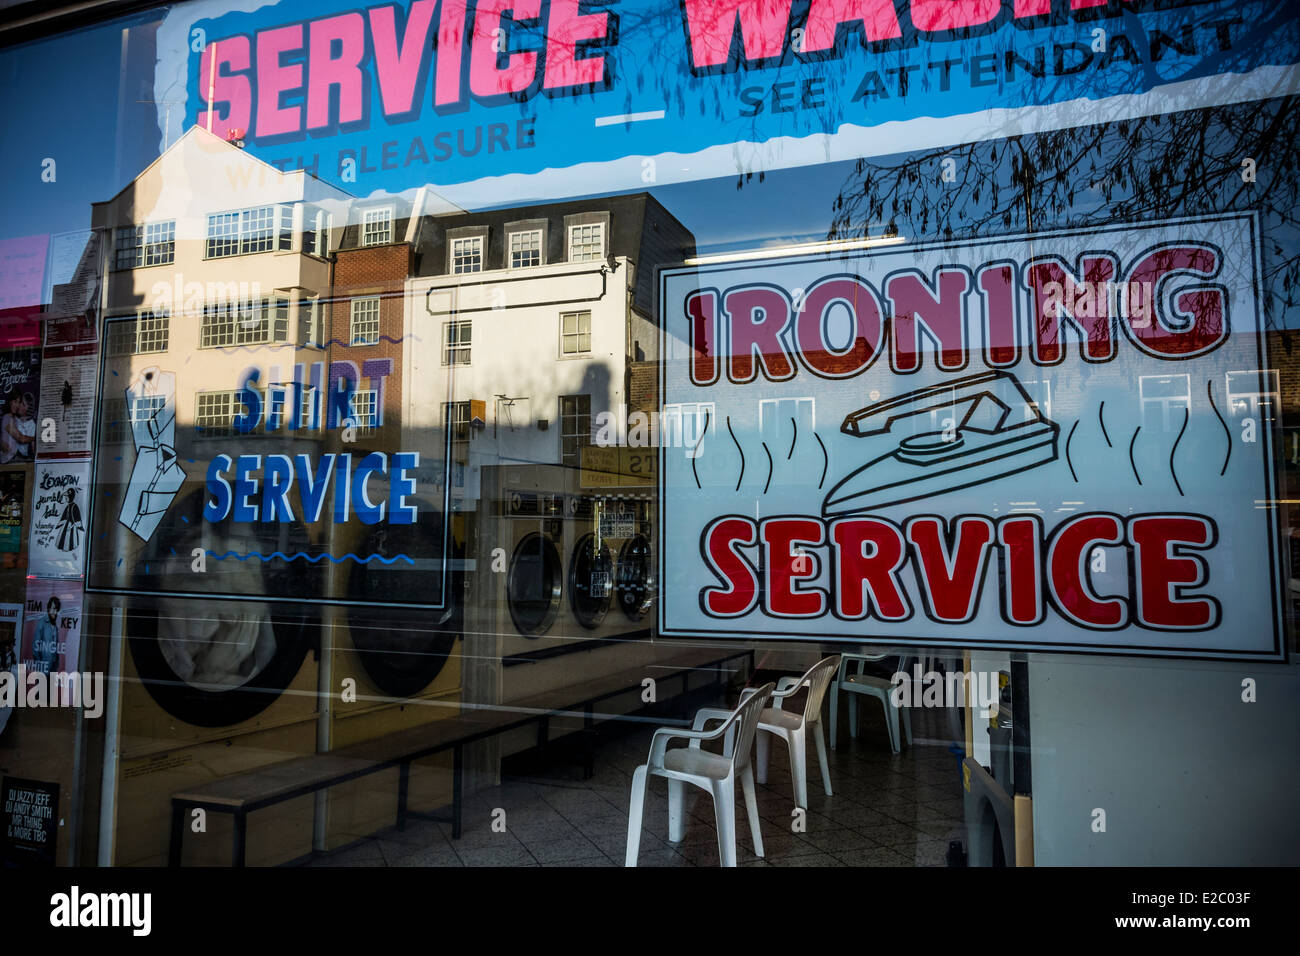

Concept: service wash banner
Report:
left=658, top=213, right=1283, bottom=659
left=155, top=0, right=1300, bottom=205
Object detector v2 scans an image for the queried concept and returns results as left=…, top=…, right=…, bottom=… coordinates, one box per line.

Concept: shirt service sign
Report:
left=658, top=213, right=1283, bottom=659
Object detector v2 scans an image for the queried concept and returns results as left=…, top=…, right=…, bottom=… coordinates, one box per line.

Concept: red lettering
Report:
left=762, top=518, right=826, bottom=617
left=1027, top=254, right=1118, bottom=364
left=831, top=518, right=909, bottom=620
left=702, top=517, right=759, bottom=616
left=1129, top=516, right=1218, bottom=629
left=369, top=1, right=436, bottom=119
left=307, top=14, right=367, bottom=130
left=470, top=0, right=541, bottom=98
left=1124, top=245, right=1226, bottom=358
left=435, top=0, right=469, bottom=106
left=682, top=0, right=790, bottom=68
left=910, top=0, right=1000, bottom=32
left=1047, top=514, right=1126, bottom=628
left=803, top=0, right=901, bottom=52
left=905, top=516, right=994, bottom=623
left=997, top=516, right=1043, bottom=625
left=795, top=276, right=884, bottom=377
left=725, top=287, right=795, bottom=383
left=977, top=263, right=1020, bottom=367
left=687, top=290, right=719, bottom=386
left=544, top=0, right=610, bottom=89
left=886, top=267, right=971, bottom=373
left=255, top=25, right=304, bottom=139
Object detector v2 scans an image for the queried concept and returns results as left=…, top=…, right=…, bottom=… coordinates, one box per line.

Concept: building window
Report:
left=195, top=390, right=240, bottom=439
left=362, top=207, right=394, bottom=246
left=106, top=309, right=170, bottom=356
left=443, top=320, right=471, bottom=365
left=347, top=389, right=378, bottom=435
left=206, top=205, right=278, bottom=258
left=568, top=223, right=604, bottom=262
left=298, top=297, right=323, bottom=347
left=445, top=400, right=471, bottom=463
left=560, top=394, right=591, bottom=467
left=560, top=310, right=592, bottom=355
left=278, top=205, right=295, bottom=251
left=113, top=220, right=175, bottom=269
left=199, top=299, right=290, bottom=348
left=509, top=230, right=542, bottom=268
left=1139, top=374, right=1191, bottom=431
left=452, top=236, right=483, bottom=274
left=303, top=205, right=331, bottom=257
left=102, top=398, right=128, bottom=444
left=350, top=296, right=381, bottom=345
left=662, top=401, right=716, bottom=455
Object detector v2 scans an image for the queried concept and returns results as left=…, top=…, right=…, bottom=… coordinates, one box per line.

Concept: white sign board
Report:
left=658, top=214, right=1282, bottom=660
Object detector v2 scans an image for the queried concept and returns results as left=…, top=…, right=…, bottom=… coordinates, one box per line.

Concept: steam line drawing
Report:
left=727, top=416, right=744, bottom=491
left=762, top=442, right=773, bottom=494
left=787, top=417, right=797, bottom=460
left=1065, top=420, right=1080, bottom=483
left=1099, top=401, right=1112, bottom=447
left=690, top=409, right=710, bottom=489
left=1171, top=406, right=1190, bottom=496
left=1207, top=379, right=1231, bottom=475
left=1129, top=427, right=1143, bottom=485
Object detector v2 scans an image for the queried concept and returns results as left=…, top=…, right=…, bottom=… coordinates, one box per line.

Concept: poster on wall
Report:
left=37, top=343, right=97, bottom=459
left=27, top=459, right=88, bottom=579
left=0, top=348, right=39, bottom=465
left=0, top=604, right=21, bottom=741
left=0, top=471, right=25, bottom=554
left=0, top=777, right=60, bottom=867
left=658, top=213, right=1282, bottom=660
left=19, top=579, right=81, bottom=676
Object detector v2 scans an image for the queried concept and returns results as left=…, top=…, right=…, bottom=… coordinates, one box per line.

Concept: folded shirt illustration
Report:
left=120, top=367, right=186, bottom=542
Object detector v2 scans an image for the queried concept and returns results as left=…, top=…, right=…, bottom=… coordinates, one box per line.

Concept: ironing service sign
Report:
left=657, top=213, right=1284, bottom=659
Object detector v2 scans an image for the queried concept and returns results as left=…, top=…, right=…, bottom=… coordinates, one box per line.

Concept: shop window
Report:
left=560, top=310, right=592, bottom=355
left=362, top=206, right=394, bottom=246
left=560, top=394, right=591, bottom=466
left=452, top=235, right=483, bottom=274
left=350, top=296, right=381, bottom=345
left=568, top=222, right=604, bottom=262
left=113, top=220, right=175, bottom=270
left=507, top=532, right=563, bottom=637
left=443, top=320, right=472, bottom=365
left=510, top=229, right=542, bottom=267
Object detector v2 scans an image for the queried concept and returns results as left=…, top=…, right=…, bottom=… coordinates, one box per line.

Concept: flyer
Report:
left=19, top=579, right=81, bottom=675
left=37, top=343, right=97, bottom=458
left=0, top=603, right=21, bottom=741
left=27, top=459, right=89, bottom=578
left=0, top=348, right=39, bottom=465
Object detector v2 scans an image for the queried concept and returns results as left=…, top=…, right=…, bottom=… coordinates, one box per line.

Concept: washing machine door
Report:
left=125, top=495, right=320, bottom=728
left=616, top=534, right=655, bottom=622
left=507, top=532, right=562, bottom=637
left=345, top=519, right=458, bottom=698
left=569, top=532, right=613, bottom=629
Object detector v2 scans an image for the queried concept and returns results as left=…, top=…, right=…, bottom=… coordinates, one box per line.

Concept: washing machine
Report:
left=492, top=462, right=656, bottom=661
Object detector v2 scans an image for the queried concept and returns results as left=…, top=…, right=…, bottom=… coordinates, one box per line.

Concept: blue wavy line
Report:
left=211, top=334, right=420, bottom=355
left=206, top=550, right=415, bottom=565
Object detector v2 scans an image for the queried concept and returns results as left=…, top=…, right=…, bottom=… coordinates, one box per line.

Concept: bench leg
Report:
left=452, top=745, right=463, bottom=840
left=232, top=811, right=247, bottom=868
left=397, top=761, right=411, bottom=832
left=169, top=801, right=185, bottom=868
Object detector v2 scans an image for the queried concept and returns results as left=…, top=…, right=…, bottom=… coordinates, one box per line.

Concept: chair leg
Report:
left=829, top=682, right=839, bottom=750
left=756, top=729, right=770, bottom=785
left=848, top=694, right=859, bottom=739
left=813, top=721, right=833, bottom=796
left=789, top=727, right=808, bottom=809
left=901, top=702, right=913, bottom=747
left=667, top=778, right=685, bottom=843
left=883, top=696, right=900, bottom=754
left=625, top=765, right=648, bottom=867
left=711, top=777, right=737, bottom=867
left=740, top=764, right=764, bottom=858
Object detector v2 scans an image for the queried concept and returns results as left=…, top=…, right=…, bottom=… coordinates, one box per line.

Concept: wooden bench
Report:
left=169, top=647, right=752, bottom=866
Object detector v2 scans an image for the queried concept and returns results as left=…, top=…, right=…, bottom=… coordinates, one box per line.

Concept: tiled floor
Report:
left=309, top=689, right=967, bottom=867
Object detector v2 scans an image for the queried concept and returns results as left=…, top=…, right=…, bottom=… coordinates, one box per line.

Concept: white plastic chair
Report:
left=625, top=682, right=774, bottom=867
left=829, top=653, right=914, bottom=753
left=697, top=656, right=840, bottom=810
